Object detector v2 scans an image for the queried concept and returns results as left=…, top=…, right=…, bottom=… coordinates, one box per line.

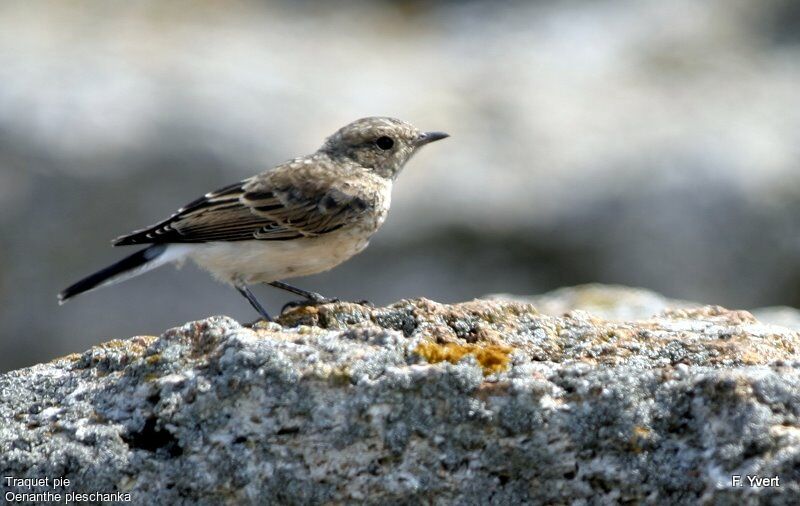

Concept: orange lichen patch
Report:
left=630, top=425, right=651, bottom=453
left=414, top=340, right=513, bottom=375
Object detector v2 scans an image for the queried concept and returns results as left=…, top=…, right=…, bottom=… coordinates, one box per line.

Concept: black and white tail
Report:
left=58, top=244, right=182, bottom=304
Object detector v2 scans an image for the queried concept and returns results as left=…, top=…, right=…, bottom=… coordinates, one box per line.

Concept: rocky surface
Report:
left=2, top=286, right=800, bottom=504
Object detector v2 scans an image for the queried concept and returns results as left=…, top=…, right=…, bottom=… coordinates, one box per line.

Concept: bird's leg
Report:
left=267, top=281, right=338, bottom=304
left=268, top=281, right=375, bottom=314
left=236, top=284, right=272, bottom=322
left=268, top=280, right=346, bottom=314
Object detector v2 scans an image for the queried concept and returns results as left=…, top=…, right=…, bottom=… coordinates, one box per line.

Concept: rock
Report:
left=487, top=283, right=699, bottom=321
left=750, top=306, right=800, bottom=332
left=493, top=283, right=800, bottom=331
left=2, top=291, right=800, bottom=504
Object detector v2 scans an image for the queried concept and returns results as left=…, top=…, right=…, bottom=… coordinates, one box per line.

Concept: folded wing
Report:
left=113, top=165, right=373, bottom=246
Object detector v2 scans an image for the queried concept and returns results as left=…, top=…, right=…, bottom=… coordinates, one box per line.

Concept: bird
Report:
left=58, top=117, right=449, bottom=321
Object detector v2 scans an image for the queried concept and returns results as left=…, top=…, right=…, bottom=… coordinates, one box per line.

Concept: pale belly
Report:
left=186, top=229, right=373, bottom=284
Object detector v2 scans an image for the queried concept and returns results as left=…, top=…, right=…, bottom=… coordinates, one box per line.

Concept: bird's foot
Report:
left=281, top=297, right=338, bottom=314
left=280, top=297, right=374, bottom=314
left=306, top=292, right=339, bottom=305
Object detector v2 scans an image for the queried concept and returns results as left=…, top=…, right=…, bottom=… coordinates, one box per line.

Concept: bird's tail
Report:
left=58, top=244, right=184, bottom=304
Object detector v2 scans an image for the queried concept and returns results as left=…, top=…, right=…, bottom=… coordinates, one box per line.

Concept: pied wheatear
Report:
left=59, top=117, right=449, bottom=320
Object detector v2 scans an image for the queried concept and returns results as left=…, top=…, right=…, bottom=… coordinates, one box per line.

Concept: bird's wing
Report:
left=113, top=164, right=373, bottom=246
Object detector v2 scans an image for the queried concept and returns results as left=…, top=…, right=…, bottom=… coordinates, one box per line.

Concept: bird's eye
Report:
left=375, top=136, right=394, bottom=150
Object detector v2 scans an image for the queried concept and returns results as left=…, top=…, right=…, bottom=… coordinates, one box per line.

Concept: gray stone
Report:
left=487, top=283, right=699, bottom=321
left=494, top=283, right=800, bottom=331
left=2, top=291, right=800, bottom=504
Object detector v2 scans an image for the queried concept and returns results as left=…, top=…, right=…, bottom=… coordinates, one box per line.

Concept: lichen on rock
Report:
left=1, top=286, right=799, bottom=504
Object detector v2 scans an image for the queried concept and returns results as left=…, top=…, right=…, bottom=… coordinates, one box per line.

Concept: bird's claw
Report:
left=280, top=297, right=374, bottom=314
left=280, top=298, right=336, bottom=314
left=307, top=293, right=340, bottom=305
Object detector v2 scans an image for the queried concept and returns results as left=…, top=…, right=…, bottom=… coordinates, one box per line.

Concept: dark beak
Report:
left=415, top=131, right=450, bottom=147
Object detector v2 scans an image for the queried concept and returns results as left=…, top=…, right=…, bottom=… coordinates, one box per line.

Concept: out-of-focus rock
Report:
left=5, top=0, right=800, bottom=372
left=488, top=283, right=699, bottom=320
left=750, top=306, right=800, bottom=331
left=493, top=283, right=800, bottom=331
left=2, top=290, right=799, bottom=504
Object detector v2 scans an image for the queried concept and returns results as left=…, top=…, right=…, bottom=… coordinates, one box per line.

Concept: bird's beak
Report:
left=415, top=131, right=450, bottom=147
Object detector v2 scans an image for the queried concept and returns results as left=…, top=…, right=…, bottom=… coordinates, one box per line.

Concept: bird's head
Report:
left=320, top=117, right=448, bottom=179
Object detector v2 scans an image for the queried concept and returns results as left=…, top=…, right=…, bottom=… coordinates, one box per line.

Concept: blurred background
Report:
left=2, top=0, right=800, bottom=371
